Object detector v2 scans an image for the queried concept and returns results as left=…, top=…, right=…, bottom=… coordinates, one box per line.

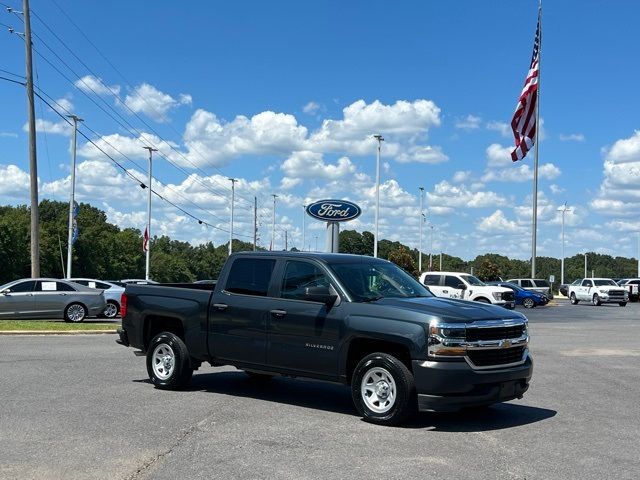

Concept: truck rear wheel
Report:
left=351, top=353, right=416, bottom=426
left=146, top=332, right=193, bottom=390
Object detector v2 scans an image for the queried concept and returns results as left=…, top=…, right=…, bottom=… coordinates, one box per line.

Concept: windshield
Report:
left=461, top=274, right=485, bottom=286
left=594, top=279, right=618, bottom=286
left=330, top=261, right=432, bottom=301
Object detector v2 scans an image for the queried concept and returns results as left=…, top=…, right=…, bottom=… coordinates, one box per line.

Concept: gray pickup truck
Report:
left=118, top=252, right=533, bottom=426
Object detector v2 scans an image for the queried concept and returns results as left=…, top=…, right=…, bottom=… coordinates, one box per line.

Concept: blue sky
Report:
left=1, top=0, right=639, bottom=261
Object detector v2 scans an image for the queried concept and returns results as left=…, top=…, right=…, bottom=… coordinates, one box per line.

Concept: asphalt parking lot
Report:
left=1, top=300, right=638, bottom=480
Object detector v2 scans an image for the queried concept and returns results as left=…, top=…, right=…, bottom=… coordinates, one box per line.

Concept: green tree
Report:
left=388, top=246, right=418, bottom=277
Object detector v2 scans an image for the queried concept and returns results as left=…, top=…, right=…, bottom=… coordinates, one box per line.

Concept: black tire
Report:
left=351, top=352, right=416, bottom=426
left=146, top=332, right=193, bottom=390
left=592, top=294, right=601, bottom=306
left=570, top=293, right=579, bottom=305
left=523, top=298, right=535, bottom=309
left=64, top=302, right=87, bottom=323
left=101, top=300, right=119, bottom=319
left=619, top=302, right=627, bottom=307
left=475, top=297, right=491, bottom=304
left=243, top=371, right=274, bottom=381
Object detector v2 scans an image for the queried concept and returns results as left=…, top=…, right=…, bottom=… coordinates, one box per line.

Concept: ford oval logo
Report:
left=306, top=199, right=362, bottom=222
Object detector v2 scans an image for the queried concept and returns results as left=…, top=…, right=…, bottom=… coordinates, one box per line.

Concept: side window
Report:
left=96, top=282, right=111, bottom=289
left=521, top=279, right=534, bottom=288
left=422, top=274, right=440, bottom=286
left=444, top=275, right=462, bottom=288
left=582, top=280, right=593, bottom=287
left=224, top=258, right=276, bottom=297
left=6, top=281, right=36, bottom=293
left=36, top=281, right=58, bottom=291
left=281, top=261, right=330, bottom=301
left=56, top=282, right=76, bottom=292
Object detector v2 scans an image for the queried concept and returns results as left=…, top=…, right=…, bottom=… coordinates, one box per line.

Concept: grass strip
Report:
left=0, top=320, right=119, bottom=331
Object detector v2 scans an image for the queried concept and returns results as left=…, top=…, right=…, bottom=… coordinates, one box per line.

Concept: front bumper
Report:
left=412, top=355, right=533, bottom=412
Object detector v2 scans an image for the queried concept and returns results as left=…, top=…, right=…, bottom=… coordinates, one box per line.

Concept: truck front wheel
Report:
left=146, top=332, right=193, bottom=390
left=351, top=353, right=416, bottom=426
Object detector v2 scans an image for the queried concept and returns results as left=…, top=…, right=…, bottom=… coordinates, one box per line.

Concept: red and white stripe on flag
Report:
left=143, top=226, right=149, bottom=252
left=511, top=12, right=540, bottom=162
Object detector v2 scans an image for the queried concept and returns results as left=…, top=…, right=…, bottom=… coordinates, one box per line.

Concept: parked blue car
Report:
left=488, top=281, right=548, bottom=308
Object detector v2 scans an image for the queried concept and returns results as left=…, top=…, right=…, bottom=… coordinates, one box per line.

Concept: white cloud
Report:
left=396, top=145, right=448, bottom=164
left=74, top=75, right=121, bottom=96
left=25, top=119, right=72, bottom=136
left=486, top=143, right=513, bottom=167
left=124, top=83, right=191, bottom=122
left=280, top=177, right=303, bottom=190
left=486, top=121, right=511, bottom=137
left=477, top=210, right=525, bottom=234
left=549, top=184, right=565, bottom=195
left=0, top=132, right=18, bottom=138
left=455, top=115, right=482, bottom=130
left=0, top=164, right=31, bottom=198
left=559, top=133, right=585, bottom=142
left=481, top=162, right=561, bottom=183
left=426, top=181, right=508, bottom=210
left=452, top=171, right=472, bottom=183
left=302, top=101, right=321, bottom=114
left=281, top=151, right=356, bottom=179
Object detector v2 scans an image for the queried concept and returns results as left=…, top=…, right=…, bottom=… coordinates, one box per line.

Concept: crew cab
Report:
left=419, top=271, right=515, bottom=309
left=617, top=278, right=640, bottom=302
left=117, top=252, right=533, bottom=426
left=568, top=278, right=628, bottom=306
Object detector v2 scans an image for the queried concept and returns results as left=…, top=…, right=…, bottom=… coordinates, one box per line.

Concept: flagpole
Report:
left=531, top=1, right=542, bottom=279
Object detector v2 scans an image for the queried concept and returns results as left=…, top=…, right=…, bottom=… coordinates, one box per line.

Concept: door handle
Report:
left=213, top=303, right=228, bottom=311
left=443, top=290, right=448, bottom=293
left=270, top=309, right=287, bottom=317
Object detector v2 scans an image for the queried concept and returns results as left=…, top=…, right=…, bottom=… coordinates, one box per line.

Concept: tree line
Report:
left=0, top=201, right=637, bottom=286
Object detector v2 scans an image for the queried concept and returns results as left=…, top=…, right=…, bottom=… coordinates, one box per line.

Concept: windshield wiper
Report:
left=361, top=295, right=384, bottom=302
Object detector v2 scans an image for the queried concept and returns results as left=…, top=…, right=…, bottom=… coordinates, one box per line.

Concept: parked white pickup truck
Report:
left=568, top=278, right=628, bottom=306
left=419, top=272, right=515, bottom=309
left=617, top=278, right=640, bottom=302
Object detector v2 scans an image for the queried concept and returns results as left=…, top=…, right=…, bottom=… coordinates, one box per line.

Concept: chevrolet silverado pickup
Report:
left=117, top=252, right=533, bottom=426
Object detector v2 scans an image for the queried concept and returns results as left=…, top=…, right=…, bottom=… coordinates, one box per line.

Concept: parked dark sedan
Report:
left=488, top=281, right=548, bottom=308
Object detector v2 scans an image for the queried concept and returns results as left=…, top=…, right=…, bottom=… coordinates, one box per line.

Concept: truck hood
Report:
left=373, top=296, right=525, bottom=324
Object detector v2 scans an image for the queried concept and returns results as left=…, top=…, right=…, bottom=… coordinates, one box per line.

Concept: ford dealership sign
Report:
left=306, top=199, right=362, bottom=222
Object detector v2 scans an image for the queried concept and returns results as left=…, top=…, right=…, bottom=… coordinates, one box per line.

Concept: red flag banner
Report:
left=143, top=226, right=149, bottom=252
left=511, top=11, right=541, bottom=162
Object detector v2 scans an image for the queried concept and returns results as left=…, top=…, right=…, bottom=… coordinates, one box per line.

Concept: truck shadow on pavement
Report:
left=140, top=371, right=556, bottom=432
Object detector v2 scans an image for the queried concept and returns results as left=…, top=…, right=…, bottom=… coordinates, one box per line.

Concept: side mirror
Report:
left=457, top=283, right=467, bottom=290
left=304, top=286, right=337, bottom=306
left=2, top=289, right=9, bottom=295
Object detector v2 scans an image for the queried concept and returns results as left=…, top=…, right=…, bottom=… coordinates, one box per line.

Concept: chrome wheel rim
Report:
left=593, top=295, right=599, bottom=305
left=524, top=298, right=534, bottom=308
left=67, top=304, right=85, bottom=322
left=152, top=344, right=175, bottom=380
left=361, top=367, right=397, bottom=414
left=103, top=303, right=118, bottom=318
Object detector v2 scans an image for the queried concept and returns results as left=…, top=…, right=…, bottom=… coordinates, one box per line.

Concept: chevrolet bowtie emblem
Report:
left=502, top=339, right=511, bottom=348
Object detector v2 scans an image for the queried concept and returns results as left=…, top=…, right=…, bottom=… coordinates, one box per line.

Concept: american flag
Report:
left=143, top=226, right=149, bottom=252
left=511, top=11, right=541, bottom=162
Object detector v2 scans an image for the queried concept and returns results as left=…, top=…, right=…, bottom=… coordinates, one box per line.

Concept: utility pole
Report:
left=271, top=194, right=278, bottom=251
left=66, top=115, right=83, bottom=278
left=637, top=232, right=640, bottom=278
left=23, top=0, right=39, bottom=278
left=584, top=252, right=587, bottom=279
left=284, top=230, right=288, bottom=251
left=143, top=147, right=157, bottom=280
left=302, top=205, right=307, bottom=252
left=314, top=235, right=319, bottom=252
left=253, top=196, right=257, bottom=251
left=418, top=187, right=424, bottom=272
left=557, top=203, right=572, bottom=285
left=373, top=134, right=384, bottom=258
left=228, top=178, right=237, bottom=256
left=440, top=251, right=443, bottom=271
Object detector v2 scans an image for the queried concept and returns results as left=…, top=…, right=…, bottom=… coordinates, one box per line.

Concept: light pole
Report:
left=637, top=232, right=640, bottom=277
left=302, top=204, right=307, bottom=252
left=557, top=203, right=572, bottom=285
left=228, top=178, right=237, bottom=256
left=373, top=134, right=384, bottom=258
left=584, top=252, right=588, bottom=278
left=271, top=194, right=278, bottom=251
left=418, top=186, right=424, bottom=272
left=429, top=224, right=434, bottom=270
left=66, top=114, right=83, bottom=278
left=143, top=146, right=157, bottom=280
left=314, top=235, right=319, bottom=252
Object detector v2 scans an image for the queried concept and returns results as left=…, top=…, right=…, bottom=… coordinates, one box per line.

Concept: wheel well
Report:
left=346, top=338, right=412, bottom=383
left=144, top=315, right=185, bottom=349
left=106, top=299, right=119, bottom=306
left=474, top=297, right=490, bottom=303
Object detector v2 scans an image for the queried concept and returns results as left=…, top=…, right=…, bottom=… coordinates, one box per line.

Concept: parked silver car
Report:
left=0, top=278, right=106, bottom=322
left=68, top=278, right=125, bottom=318
left=506, top=278, right=554, bottom=299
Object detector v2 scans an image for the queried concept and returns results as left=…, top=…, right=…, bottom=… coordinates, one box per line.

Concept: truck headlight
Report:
left=428, top=322, right=466, bottom=358
left=492, top=292, right=502, bottom=301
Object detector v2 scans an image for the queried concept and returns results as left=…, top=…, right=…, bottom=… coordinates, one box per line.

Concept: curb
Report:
left=0, top=330, right=117, bottom=336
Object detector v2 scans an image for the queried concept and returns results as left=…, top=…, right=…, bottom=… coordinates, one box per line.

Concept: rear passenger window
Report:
left=225, top=258, right=276, bottom=297
left=422, top=275, right=440, bottom=286
left=521, top=280, right=534, bottom=287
